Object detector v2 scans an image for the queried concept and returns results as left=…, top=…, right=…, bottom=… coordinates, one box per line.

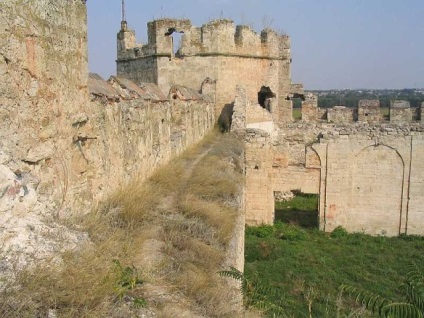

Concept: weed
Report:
left=112, top=259, right=144, bottom=301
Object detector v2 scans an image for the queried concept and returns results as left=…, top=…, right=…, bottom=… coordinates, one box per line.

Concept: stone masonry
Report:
left=234, top=86, right=424, bottom=236
left=116, top=18, right=302, bottom=120
left=0, top=1, right=216, bottom=269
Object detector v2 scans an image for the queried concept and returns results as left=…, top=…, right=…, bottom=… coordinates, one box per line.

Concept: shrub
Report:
left=279, top=225, right=307, bottom=241
left=331, top=226, right=349, bottom=238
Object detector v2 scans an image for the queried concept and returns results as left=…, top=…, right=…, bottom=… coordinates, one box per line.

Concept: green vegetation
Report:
left=275, top=192, right=318, bottom=228
left=340, top=262, right=424, bottom=318
left=244, top=222, right=424, bottom=317
left=292, top=108, right=302, bottom=120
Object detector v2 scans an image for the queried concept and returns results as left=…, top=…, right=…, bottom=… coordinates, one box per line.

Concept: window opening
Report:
left=274, top=190, right=319, bottom=228
left=257, top=86, right=275, bottom=112
left=164, top=27, right=184, bottom=57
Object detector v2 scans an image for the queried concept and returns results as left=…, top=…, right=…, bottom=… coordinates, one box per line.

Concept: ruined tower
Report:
left=116, top=17, right=303, bottom=119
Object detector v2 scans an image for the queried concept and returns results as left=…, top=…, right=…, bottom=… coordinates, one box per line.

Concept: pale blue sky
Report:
left=87, top=0, right=424, bottom=89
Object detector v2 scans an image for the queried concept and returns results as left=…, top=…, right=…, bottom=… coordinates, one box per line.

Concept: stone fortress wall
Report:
left=234, top=87, right=424, bottom=236
left=2, top=0, right=424, bottom=273
left=116, top=18, right=300, bottom=119
left=0, top=1, right=215, bottom=267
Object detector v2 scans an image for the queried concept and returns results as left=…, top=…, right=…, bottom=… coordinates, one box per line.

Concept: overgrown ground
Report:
left=245, top=195, right=424, bottom=317
left=0, top=131, right=246, bottom=318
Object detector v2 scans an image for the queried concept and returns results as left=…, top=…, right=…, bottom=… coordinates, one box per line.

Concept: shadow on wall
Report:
left=218, top=103, right=234, bottom=132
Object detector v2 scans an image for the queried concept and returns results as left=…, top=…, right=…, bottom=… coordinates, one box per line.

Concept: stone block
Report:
left=327, top=106, right=354, bottom=123
left=390, top=100, right=411, bottom=123
left=358, top=99, right=381, bottom=123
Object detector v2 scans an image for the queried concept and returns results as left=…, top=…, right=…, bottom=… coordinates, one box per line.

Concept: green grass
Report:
left=275, top=192, right=318, bottom=228
left=292, top=108, right=302, bottom=120
left=381, top=107, right=390, bottom=120
left=244, top=223, right=424, bottom=317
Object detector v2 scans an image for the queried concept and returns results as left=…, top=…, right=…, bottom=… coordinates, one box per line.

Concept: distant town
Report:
left=304, top=88, right=424, bottom=108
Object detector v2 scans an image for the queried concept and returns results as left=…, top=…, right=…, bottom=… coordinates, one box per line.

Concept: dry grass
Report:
left=0, top=240, right=141, bottom=317
left=0, top=130, right=245, bottom=317
left=181, top=195, right=237, bottom=244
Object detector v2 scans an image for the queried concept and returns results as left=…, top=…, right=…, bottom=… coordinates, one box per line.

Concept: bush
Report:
left=330, top=226, right=348, bottom=238
left=278, top=225, right=307, bottom=241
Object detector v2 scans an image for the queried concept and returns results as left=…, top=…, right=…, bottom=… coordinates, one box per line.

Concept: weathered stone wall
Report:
left=0, top=2, right=216, bottom=267
left=117, top=19, right=298, bottom=118
left=390, top=100, right=411, bottom=123
left=239, top=87, right=424, bottom=235
left=327, top=106, right=355, bottom=123
left=301, top=99, right=423, bottom=124
left=85, top=77, right=216, bottom=207
left=0, top=0, right=89, bottom=266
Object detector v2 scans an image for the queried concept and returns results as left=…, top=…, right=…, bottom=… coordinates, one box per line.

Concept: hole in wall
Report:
left=172, top=32, right=184, bottom=56
left=274, top=190, right=319, bottom=228
left=257, top=86, right=275, bottom=112
left=292, top=97, right=302, bottom=121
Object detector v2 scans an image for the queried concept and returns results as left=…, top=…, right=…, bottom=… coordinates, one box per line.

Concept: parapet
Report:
left=117, top=18, right=291, bottom=61
left=169, top=85, right=213, bottom=103
left=89, top=73, right=119, bottom=101
left=327, top=106, right=355, bottom=123
left=88, top=73, right=167, bottom=102
left=358, top=99, right=381, bottom=123
left=390, top=100, right=411, bottom=123
left=297, top=99, right=423, bottom=125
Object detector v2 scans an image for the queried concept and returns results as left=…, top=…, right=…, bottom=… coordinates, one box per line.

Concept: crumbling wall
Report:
left=390, top=100, right=411, bottom=123
left=240, top=84, right=424, bottom=235
left=0, top=2, right=216, bottom=268
left=117, top=19, right=297, bottom=119
left=0, top=0, right=89, bottom=267
left=327, top=106, right=355, bottom=123
left=85, top=76, right=216, bottom=207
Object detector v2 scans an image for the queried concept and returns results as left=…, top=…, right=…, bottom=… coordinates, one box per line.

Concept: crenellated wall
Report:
left=297, top=97, right=423, bottom=124
left=234, top=88, right=424, bottom=236
left=117, top=18, right=298, bottom=118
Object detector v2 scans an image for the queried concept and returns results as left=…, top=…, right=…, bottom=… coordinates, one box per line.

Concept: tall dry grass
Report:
left=0, top=130, right=245, bottom=317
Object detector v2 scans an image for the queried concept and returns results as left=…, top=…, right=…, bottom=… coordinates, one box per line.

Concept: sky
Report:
left=87, top=0, right=424, bottom=90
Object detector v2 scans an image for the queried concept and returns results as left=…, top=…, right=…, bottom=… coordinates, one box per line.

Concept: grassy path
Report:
left=1, top=131, right=246, bottom=318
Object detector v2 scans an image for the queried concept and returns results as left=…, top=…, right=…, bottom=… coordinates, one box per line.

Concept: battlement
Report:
left=117, top=18, right=290, bottom=61
left=298, top=97, right=422, bottom=124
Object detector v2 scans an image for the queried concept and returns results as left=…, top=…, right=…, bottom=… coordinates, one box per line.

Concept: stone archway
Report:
left=349, top=145, right=404, bottom=235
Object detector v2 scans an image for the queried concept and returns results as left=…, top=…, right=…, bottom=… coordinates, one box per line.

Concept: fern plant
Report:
left=218, top=267, right=287, bottom=316
left=340, top=263, right=424, bottom=318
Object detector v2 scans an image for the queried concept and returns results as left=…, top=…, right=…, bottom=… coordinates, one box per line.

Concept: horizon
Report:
left=87, top=0, right=424, bottom=91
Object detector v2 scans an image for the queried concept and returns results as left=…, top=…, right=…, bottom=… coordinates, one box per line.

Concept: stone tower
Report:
left=116, top=18, right=303, bottom=119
